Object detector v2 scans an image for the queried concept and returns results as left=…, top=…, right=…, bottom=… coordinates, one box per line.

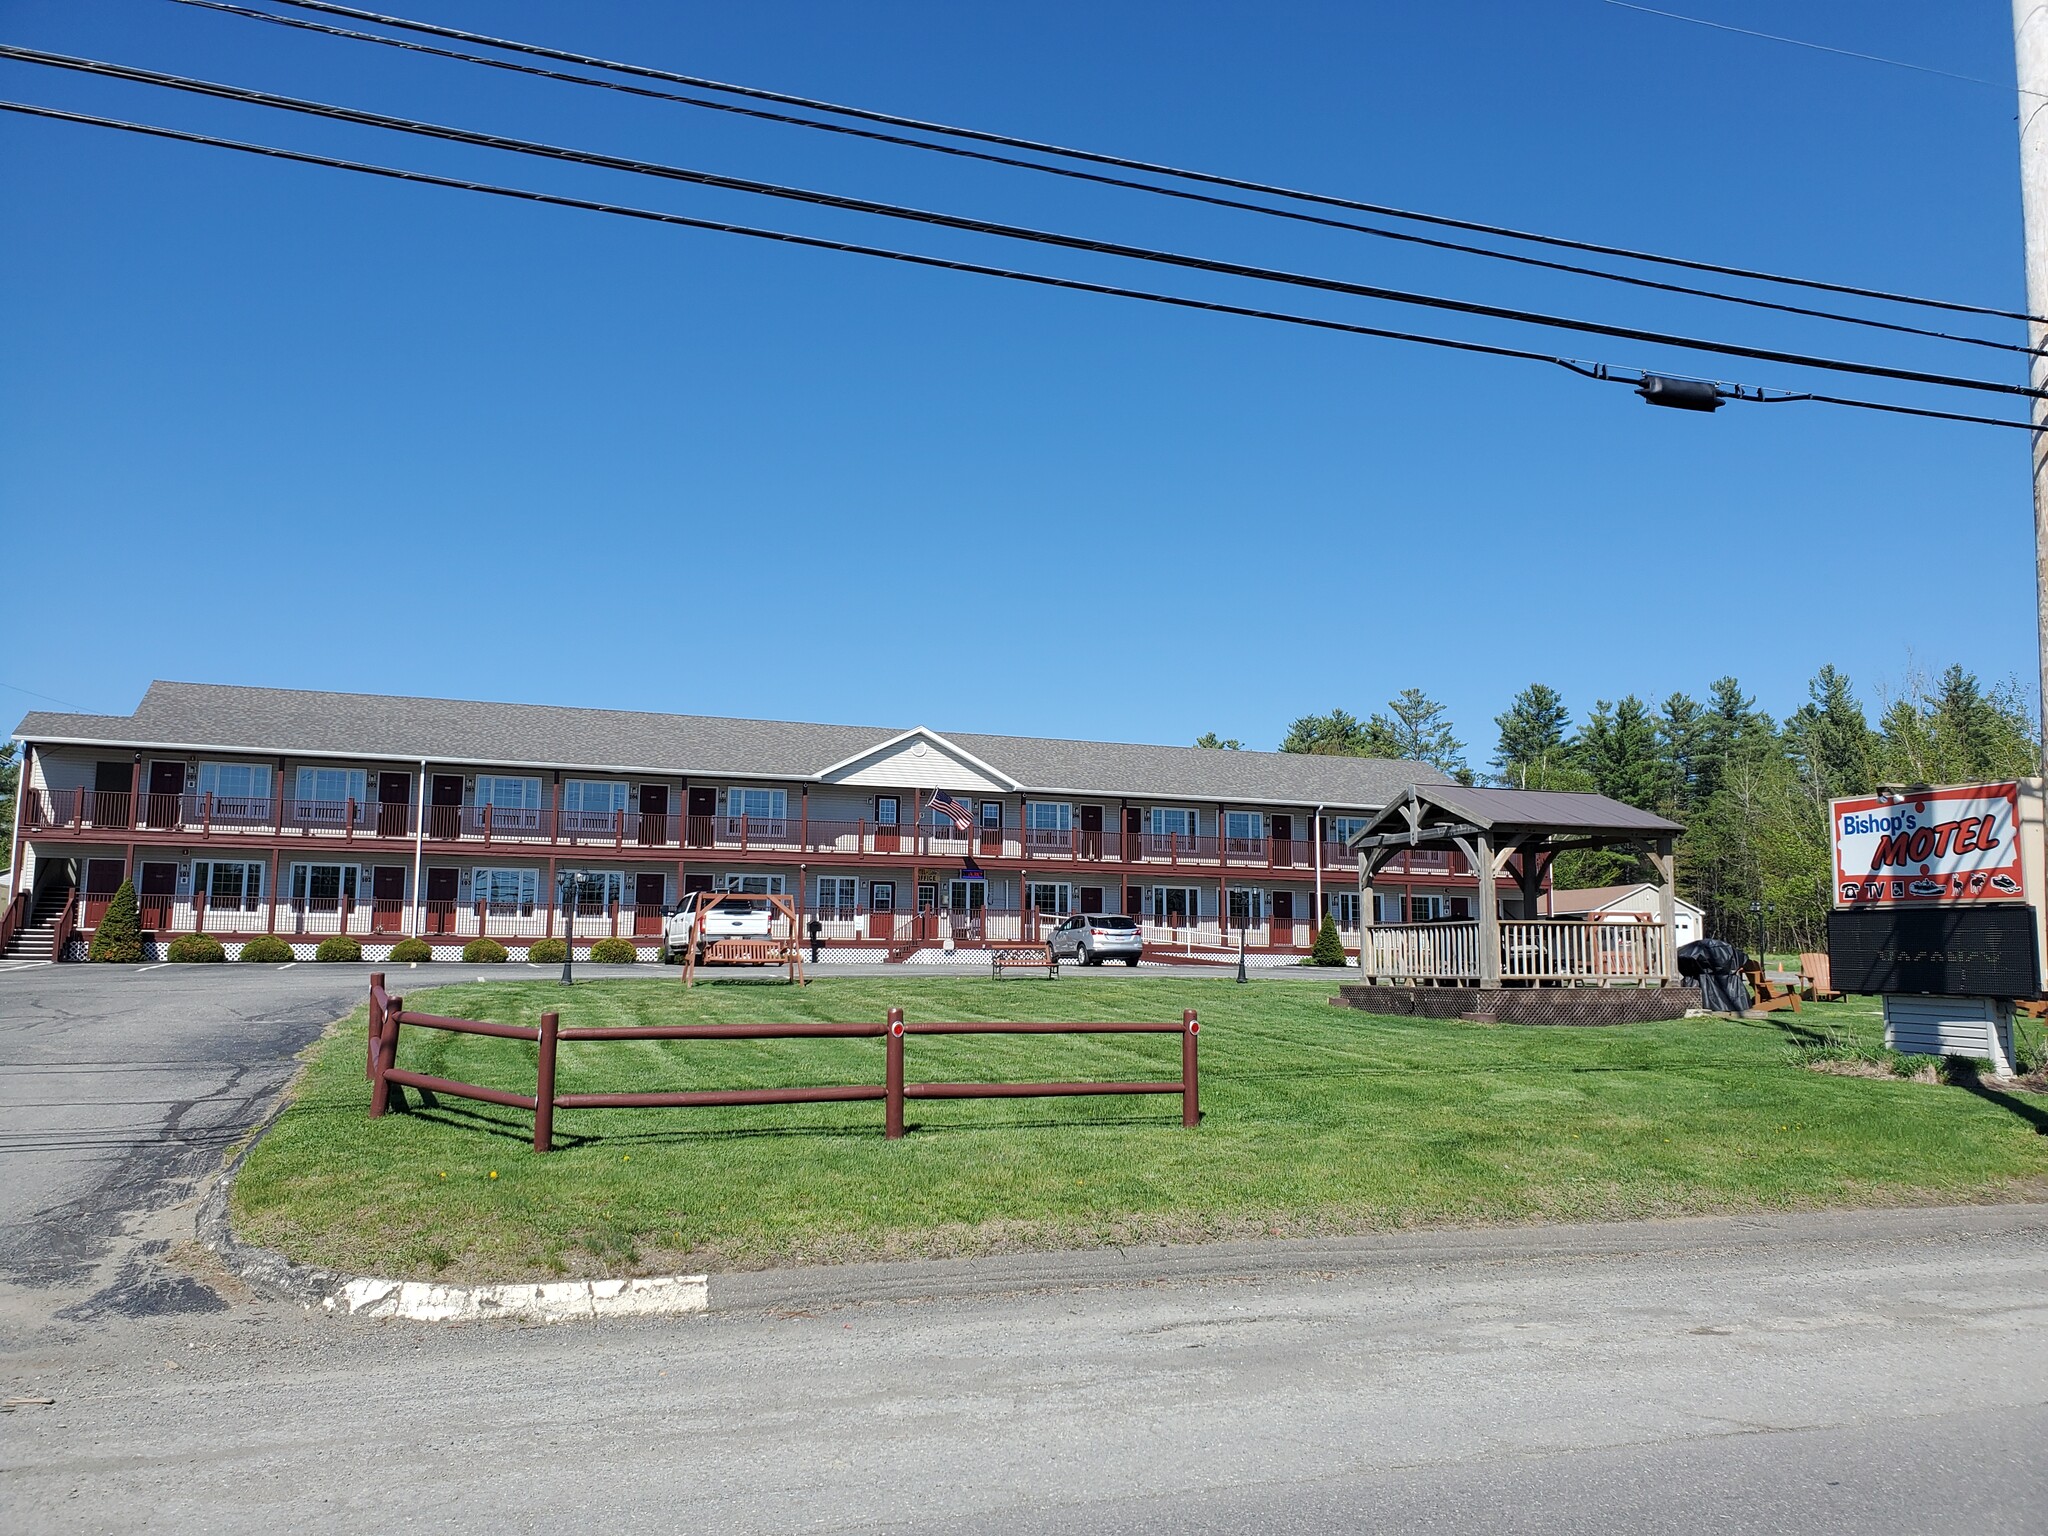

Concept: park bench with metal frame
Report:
left=989, top=942, right=1058, bottom=979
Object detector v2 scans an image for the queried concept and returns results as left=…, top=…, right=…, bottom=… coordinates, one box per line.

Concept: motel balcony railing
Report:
left=1365, top=919, right=1671, bottom=987
left=25, top=789, right=1463, bottom=876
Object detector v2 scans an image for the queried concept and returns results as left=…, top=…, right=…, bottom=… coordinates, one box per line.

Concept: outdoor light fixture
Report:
left=558, top=871, right=574, bottom=986
left=1635, top=375, right=1724, bottom=412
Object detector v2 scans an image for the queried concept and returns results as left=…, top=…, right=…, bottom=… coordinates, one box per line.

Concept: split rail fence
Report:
left=364, top=975, right=1198, bottom=1151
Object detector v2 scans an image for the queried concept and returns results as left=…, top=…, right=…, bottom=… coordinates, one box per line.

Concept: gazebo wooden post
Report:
left=1475, top=830, right=1501, bottom=988
left=1653, top=835, right=1679, bottom=984
left=1356, top=850, right=1374, bottom=979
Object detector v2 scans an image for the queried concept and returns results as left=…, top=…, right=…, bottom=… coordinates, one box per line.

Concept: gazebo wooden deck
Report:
left=1334, top=784, right=1698, bottom=1025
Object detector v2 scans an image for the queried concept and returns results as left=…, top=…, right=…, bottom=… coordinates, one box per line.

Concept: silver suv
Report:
left=1048, top=914, right=1143, bottom=967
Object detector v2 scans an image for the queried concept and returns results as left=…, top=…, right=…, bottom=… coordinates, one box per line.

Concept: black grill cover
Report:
left=1677, top=938, right=1751, bottom=1013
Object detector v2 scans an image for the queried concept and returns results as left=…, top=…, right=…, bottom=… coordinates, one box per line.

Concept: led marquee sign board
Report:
left=1829, top=783, right=2023, bottom=908
left=1826, top=906, right=2041, bottom=999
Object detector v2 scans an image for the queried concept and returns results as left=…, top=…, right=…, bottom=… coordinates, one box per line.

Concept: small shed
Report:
left=1546, top=883, right=1703, bottom=947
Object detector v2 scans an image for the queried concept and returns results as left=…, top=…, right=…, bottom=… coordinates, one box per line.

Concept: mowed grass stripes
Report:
left=230, top=978, right=2048, bottom=1281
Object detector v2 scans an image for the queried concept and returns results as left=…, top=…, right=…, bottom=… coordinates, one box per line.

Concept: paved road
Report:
left=4, top=1206, right=2046, bottom=1533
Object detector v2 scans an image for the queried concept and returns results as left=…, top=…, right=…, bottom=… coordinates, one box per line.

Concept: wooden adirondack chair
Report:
left=1799, top=952, right=1842, bottom=1003
left=1742, top=963, right=1802, bottom=1014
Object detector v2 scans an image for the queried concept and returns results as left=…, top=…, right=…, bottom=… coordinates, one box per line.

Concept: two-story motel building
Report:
left=6, top=682, right=1493, bottom=962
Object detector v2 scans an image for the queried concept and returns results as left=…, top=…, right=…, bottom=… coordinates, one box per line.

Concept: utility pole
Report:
left=2014, top=1, right=2048, bottom=768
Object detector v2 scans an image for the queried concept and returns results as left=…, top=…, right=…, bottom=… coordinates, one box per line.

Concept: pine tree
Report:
left=1695, top=677, right=1758, bottom=804
left=1378, top=688, right=1470, bottom=782
left=1280, top=709, right=1380, bottom=756
left=1193, top=733, right=1243, bottom=750
left=1579, top=696, right=1663, bottom=810
left=87, top=879, right=144, bottom=963
left=1309, top=912, right=1347, bottom=966
left=1491, top=684, right=1572, bottom=787
left=1786, top=664, right=1874, bottom=804
left=1656, top=692, right=1705, bottom=820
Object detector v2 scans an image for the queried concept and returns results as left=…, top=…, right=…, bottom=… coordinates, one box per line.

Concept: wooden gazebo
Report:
left=1347, top=784, right=1686, bottom=998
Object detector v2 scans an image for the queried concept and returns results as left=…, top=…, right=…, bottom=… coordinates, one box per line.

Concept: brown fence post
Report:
left=885, top=1007, right=905, bottom=1140
left=370, top=995, right=397, bottom=1118
left=1182, top=1010, right=1200, bottom=1128
left=367, top=973, right=385, bottom=1081
left=534, top=1010, right=559, bottom=1153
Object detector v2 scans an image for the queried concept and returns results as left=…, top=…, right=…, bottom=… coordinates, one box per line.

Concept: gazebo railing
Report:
left=1365, top=919, right=1669, bottom=986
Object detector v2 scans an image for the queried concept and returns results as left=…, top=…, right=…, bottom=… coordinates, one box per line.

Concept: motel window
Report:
left=729, top=787, right=787, bottom=824
left=1226, top=888, right=1265, bottom=929
left=473, top=868, right=539, bottom=913
left=1150, top=886, right=1201, bottom=924
left=563, top=780, right=628, bottom=813
left=294, top=766, right=366, bottom=806
left=1409, top=894, right=1445, bottom=921
left=476, top=776, right=540, bottom=810
left=1225, top=811, right=1263, bottom=843
left=1025, top=802, right=1071, bottom=833
left=1027, top=883, right=1071, bottom=915
left=194, top=861, right=263, bottom=911
left=1148, top=807, right=1197, bottom=838
left=947, top=880, right=986, bottom=912
left=816, top=876, right=858, bottom=920
left=290, top=863, right=358, bottom=904
left=917, top=883, right=938, bottom=912
left=561, top=870, right=624, bottom=909
left=871, top=882, right=896, bottom=913
left=718, top=873, right=785, bottom=895
left=198, top=763, right=270, bottom=812
left=1331, top=891, right=1360, bottom=929
left=980, top=801, right=1004, bottom=831
left=1328, top=817, right=1368, bottom=846
left=874, top=795, right=899, bottom=826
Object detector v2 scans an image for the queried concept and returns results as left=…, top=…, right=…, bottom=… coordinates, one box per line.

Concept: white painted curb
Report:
left=324, top=1273, right=709, bottom=1323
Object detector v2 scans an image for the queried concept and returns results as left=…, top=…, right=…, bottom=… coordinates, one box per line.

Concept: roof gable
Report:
left=816, top=727, right=1018, bottom=792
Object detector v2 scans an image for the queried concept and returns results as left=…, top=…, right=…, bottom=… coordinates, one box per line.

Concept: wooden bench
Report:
left=990, top=943, right=1058, bottom=978
left=702, top=939, right=798, bottom=965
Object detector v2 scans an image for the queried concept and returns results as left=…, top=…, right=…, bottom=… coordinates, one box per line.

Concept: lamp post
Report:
left=1236, top=905, right=1249, bottom=984
left=558, top=871, right=575, bottom=986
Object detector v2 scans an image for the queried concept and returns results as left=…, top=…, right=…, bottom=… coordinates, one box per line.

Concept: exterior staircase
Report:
left=3, top=883, right=75, bottom=962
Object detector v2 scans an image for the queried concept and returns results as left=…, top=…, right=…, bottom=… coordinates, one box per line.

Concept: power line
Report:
left=167, top=0, right=2041, bottom=361
left=250, top=0, right=2047, bottom=326
left=1, top=97, right=2032, bottom=435
left=6, top=44, right=2039, bottom=405
left=1599, top=1, right=2030, bottom=96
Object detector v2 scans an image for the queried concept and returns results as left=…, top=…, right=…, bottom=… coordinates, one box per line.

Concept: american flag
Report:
left=927, top=791, right=974, bottom=832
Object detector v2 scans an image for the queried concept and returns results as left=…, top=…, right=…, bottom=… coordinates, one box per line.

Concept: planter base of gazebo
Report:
left=1332, top=984, right=1699, bottom=1026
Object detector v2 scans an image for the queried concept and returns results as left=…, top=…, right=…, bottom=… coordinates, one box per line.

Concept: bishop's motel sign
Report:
left=1830, top=782, right=2024, bottom=908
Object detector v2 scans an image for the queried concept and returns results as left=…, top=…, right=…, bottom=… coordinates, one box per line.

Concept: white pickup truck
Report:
left=662, top=894, right=774, bottom=961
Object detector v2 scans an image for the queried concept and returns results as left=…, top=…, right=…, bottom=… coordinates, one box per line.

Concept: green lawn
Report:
left=230, top=977, right=2048, bottom=1282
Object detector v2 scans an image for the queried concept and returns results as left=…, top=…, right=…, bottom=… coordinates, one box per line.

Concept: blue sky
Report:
left=0, top=1, right=2035, bottom=765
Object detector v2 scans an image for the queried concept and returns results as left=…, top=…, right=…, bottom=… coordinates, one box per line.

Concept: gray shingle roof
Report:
left=1350, top=782, right=1683, bottom=845
left=14, top=681, right=1450, bottom=810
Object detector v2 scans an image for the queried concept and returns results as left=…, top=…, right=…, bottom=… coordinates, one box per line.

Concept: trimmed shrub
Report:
left=462, top=938, right=509, bottom=964
left=239, top=934, right=292, bottom=963
left=87, top=879, right=145, bottom=963
left=167, top=933, right=226, bottom=963
left=388, top=937, right=432, bottom=963
left=1308, top=913, right=1348, bottom=967
left=590, top=937, right=638, bottom=965
left=315, top=935, right=364, bottom=963
left=528, top=937, right=568, bottom=965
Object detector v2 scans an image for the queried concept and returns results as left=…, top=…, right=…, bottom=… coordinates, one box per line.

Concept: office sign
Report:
left=1830, top=782, right=2023, bottom=907
left=1827, top=905, right=2041, bottom=998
